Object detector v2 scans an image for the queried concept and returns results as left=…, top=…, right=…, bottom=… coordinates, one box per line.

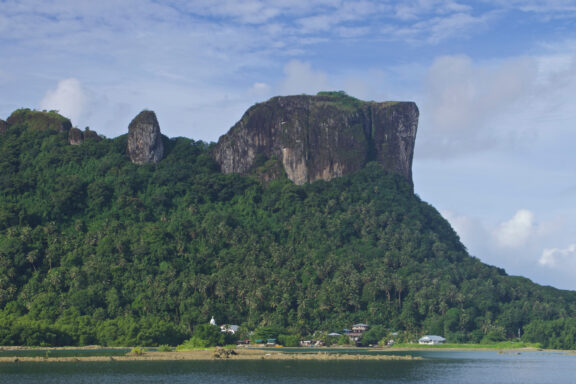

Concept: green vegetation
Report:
left=522, top=318, right=576, bottom=350
left=1, top=110, right=576, bottom=349
left=176, top=324, right=237, bottom=350
left=5, top=109, right=71, bottom=132
left=157, top=344, right=174, bottom=352
left=129, top=346, right=146, bottom=356
left=316, top=91, right=363, bottom=111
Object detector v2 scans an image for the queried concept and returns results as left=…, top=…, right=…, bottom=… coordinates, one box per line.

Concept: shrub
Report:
left=129, top=347, right=146, bottom=356
left=157, top=344, right=173, bottom=352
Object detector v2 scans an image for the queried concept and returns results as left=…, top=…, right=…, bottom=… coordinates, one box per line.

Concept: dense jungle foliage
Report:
left=1, top=110, right=576, bottom=349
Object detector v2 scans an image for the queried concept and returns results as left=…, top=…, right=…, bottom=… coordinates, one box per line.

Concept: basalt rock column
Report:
left=127, top=110, right=164, bottom=164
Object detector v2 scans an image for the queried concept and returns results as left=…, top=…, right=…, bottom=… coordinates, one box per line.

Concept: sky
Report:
left=1, top=0, right=576, bottom=290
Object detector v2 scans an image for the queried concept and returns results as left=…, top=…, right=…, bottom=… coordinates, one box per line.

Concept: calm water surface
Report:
left=0, top=350, right=574, bottom=383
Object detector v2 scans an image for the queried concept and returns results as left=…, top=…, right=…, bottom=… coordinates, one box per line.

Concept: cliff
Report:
left=68, top=127, right=102, bottom=145
left=127, top=110, right=164, bottom=164
left=212, top=92, right=418, bottom=185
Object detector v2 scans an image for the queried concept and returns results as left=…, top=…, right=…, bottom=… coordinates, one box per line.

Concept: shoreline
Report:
left=0, top=348, right=421, bottom=363
left=0, top=345, right=573, bottom=363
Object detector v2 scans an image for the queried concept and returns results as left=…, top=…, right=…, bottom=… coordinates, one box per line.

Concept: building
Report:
left=348, top=323, right=370, bottom=343
left=418, top=335, right=446, bottom=345
left=352, top=323, right=369, bottom=332
left=220, top=324, right=240, bottom=334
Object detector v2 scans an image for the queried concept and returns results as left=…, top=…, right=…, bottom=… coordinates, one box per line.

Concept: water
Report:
left=0, top=349, right=130, bottom=358
left=0, top=350, right=574, bottom=383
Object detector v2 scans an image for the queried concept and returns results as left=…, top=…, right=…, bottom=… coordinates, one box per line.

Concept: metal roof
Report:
left=419, top=335, right=446, bottom=341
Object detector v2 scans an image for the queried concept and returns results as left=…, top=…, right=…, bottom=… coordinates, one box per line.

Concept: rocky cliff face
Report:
left=68, top=127, right=84, bottom=145
left=0, top=119, right=6, bottom=134
left=127, top=110, right=164, bottom=165
left=213, top=93, right=418, bottom=185
left=68, top=127, right=102, bottom=145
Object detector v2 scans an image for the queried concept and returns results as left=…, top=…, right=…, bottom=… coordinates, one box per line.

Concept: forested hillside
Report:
left=1, top=110, right=575, bottom=349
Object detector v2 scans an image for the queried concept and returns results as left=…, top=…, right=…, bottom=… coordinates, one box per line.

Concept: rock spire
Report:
left=127, top=110, right=164, bottom=164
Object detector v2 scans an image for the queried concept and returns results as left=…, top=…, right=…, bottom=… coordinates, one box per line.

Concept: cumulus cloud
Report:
left=40, top=78, right=88, bottom=125
left=539, top=244, right=576, bottom=268
left=440, top=207, right=576, bottom=288
left=493, top=209, right=535, bottom=248
left=441, top=208, right=538, bottom=257
left=39, top=78, right=137, bottom=138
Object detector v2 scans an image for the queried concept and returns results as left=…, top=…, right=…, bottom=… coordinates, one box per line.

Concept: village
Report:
left=212, top=317, right=445, bottom=348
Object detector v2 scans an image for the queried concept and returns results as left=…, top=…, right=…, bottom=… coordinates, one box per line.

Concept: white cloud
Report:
left=493, top=209, right=535, bottom=248
left=442, top=208, right=538, bottom=254
left=40, top=78, right=88, bottom=125
left=439, top=206, right=576, bottom=289
left=540, top=244, right=576, bottom=268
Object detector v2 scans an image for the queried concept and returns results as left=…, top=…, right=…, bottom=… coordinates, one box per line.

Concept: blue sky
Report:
left=2, top=0, right=576, bottom=289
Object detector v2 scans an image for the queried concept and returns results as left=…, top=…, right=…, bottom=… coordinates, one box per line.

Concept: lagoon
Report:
left=0, top=350, right=574, bottom=383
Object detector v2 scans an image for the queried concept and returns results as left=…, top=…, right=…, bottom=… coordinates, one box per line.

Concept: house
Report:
left=348, top=323, right=370, bottom=343
left=418, top=335, right=446, bottom=345
left=352, top=323, right=369, bottom=332
left=220, top=324, right=240, bottom=334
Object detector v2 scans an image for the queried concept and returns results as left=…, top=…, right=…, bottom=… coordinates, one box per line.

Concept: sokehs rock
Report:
left=212, top=92, right=418, bottom=185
